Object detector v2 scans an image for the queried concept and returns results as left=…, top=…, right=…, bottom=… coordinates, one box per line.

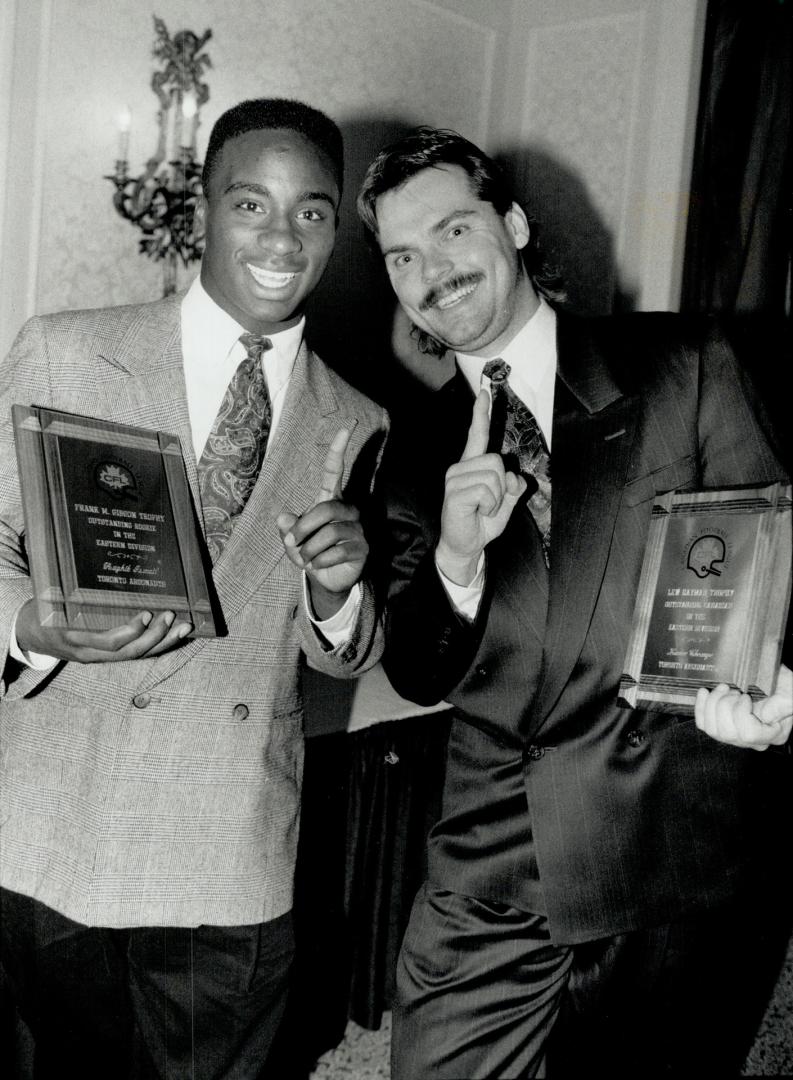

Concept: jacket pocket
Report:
left=622, top=453, right=697, bottom=507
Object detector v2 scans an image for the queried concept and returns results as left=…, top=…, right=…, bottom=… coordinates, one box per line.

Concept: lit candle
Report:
left=181, top=90, right=198, bottom=155
left=116, top=105, right=132, bottom=162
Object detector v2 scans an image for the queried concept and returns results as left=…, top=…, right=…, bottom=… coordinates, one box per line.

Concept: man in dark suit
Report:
left=0, top=99, right=387, bottom=1078
left=356, top=127, right=792, bottom=1078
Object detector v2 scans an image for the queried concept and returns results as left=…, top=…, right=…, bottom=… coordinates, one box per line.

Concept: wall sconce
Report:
left=106, top=16, right=213, bottom=297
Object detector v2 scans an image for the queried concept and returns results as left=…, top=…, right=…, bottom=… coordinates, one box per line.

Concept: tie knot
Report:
left=482, top=358, right=510, bottom=384
left=239, top=333, right=273, bottom=362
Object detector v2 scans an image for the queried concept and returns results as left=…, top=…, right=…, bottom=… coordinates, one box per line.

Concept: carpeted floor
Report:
left=311, top=937, right=793, bottom=1078
left=743, top=934, right=793, bottom=1077
left=311, top=1013, right=391, bottom=1079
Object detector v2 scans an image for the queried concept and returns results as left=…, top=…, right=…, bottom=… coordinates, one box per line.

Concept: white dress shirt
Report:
left=181, top=276, right=303, bottom=461
left=12, top=276, right=358, bottom=667
left=438, top=298, right=558, bottom=618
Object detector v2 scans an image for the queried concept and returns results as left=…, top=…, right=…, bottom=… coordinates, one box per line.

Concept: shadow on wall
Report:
left=304, top=117, right=635, bottom=401
left=498, top=144, right=637, bottom=319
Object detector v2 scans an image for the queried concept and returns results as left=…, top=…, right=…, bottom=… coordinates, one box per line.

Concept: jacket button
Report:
left=132, top=693, right=151, bottom=709
left=626, top=729, right=645, bottom=747
left=526, top=744, right=545, bottom=761
left=476, top=665, right=488, bottom=678
left=233, top=703, right=250, bottom=721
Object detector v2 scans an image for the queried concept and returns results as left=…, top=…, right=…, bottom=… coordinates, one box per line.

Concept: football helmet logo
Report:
left=687, top=534, right=725, bottom=578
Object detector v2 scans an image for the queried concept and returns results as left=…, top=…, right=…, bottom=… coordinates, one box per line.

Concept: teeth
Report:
left=247, top=264, right=297, bottom=289
left=436, top=282, right=477, bottom=309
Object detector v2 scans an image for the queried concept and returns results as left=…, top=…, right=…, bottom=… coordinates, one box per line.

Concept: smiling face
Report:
left=196, top=128, right=339, bottom=334
left=374, top=164, right=538, bottom=357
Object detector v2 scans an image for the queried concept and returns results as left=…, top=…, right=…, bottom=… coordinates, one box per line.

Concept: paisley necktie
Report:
left=198, top=333, right=273, bottom=561
left=483, top=357, right=551, bottom=565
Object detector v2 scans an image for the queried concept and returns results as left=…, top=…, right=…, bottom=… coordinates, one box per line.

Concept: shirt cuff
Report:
left=9, top=607, right=59, bottom=671
left=435, top=553, right=485, bottom=621
left=303, top=576, right=362, bottom=647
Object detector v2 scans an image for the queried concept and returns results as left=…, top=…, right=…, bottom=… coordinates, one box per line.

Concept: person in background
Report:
left=357, top=125, right=792, bottom=1078
left=0, top=97, right=387, bottom=1079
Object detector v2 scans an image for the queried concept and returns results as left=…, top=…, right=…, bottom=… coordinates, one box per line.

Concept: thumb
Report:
left=753, top=664, right=793, bottom=725
left=277, top=511, right=305, bottom=569
left=277, top=511, right=298, bottom=538
left=753, top=695, right=790, bottom=726
left=505, top=471, right=527, bottom=505
left=494, top=472, right=527, bottom=521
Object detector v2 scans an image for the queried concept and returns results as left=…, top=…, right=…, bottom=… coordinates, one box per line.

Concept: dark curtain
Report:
left=681, top=0, right=792, bottom=316
left=344, top=712, right=452, bottom=1031
left=267, top=712, right=452, bottom=1077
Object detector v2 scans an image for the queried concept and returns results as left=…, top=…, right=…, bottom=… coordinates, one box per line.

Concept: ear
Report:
left=504, top=202, right=530, bottom=251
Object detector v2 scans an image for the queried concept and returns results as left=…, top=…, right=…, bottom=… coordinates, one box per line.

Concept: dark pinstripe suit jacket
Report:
left=382, top=311, right=791, bottom=946
left=0, top=294, right=387, bottom=929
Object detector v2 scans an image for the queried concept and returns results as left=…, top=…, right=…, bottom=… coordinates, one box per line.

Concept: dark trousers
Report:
left=392, top=883, right=787, bottom=1079
left=0, top=887, right=294, bottom=1080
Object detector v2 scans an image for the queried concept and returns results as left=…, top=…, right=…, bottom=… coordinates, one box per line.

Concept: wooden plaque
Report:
left=619, top=483, right=791, bottom=714
left=13, top=404, right=218, bottom=637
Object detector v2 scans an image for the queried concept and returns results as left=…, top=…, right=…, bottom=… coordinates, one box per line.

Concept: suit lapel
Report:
left=530, top=316, right=638, bottom=725
left=90, top=305, right=346, bottom=680
left=207, top=340, right=342, bottom=627
left=134, top=340, right=344, bottom=689
left=96, top=314, right=342, bottom=627
left=491, top=505, right=549, bottom=649
left=93, top=292, right=200, bottom=505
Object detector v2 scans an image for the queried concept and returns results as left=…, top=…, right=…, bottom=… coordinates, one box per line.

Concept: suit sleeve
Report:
left=298, top=409, right=390, bottom=679
left=0, top=318, right=62, bottom=699
left=697, top=319, right=788, bottom=487
left=378, top=450, right=485, bottom=707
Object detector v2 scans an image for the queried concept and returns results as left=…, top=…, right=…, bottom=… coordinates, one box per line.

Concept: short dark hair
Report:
left=357, top=126, right=565, bottom=311
left=202, top=98, right=344, bottom=197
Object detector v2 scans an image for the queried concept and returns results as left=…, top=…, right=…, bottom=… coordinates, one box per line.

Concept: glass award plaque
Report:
left=619, top=483, right=791, bottom=713
left=12, top=404, right=218, bottom=636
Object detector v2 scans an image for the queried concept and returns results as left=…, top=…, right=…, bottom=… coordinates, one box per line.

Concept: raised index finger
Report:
left=317, top=427, right=352, bottom=502
left=461, top=389, right=491, bottom=461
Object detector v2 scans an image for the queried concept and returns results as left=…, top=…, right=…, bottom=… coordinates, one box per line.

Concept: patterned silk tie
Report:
left=198, top=333, right=273, bottom=561
left=483, top=358, right=551, bottom=565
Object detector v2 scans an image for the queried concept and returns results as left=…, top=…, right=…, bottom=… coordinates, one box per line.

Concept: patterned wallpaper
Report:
left=2, top=0, right=704, bottom=360
left=33, top=0, right=497, bottom=316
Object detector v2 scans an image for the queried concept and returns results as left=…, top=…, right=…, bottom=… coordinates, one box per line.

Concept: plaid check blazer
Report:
left=0, top=293, right=387, bottom=928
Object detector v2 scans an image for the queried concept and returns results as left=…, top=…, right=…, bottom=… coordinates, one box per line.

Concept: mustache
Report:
left=419, top=272, right=483, bottom=312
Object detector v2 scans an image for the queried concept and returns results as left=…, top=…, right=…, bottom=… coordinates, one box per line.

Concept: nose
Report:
left=421, top=247, right=453, bottom=283
left=257, top=212, right=301, bottom=257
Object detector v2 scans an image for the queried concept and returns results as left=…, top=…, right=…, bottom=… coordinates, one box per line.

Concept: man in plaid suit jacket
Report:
left=0, top=99, right=387, bottom=1078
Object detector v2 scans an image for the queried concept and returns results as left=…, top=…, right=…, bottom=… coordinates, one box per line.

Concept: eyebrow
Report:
left=381, top=209, right=477, bottom=257
left=222, top=181, right=337, bottom=208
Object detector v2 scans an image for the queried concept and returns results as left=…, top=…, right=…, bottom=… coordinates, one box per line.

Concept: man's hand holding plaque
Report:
left=15, top=602, right=191, bottom=664
left=619, top=483, right=792, bottom=715
left=695, top=662, right=793, bottom=751
left=12, top=405, right=218, bottom=640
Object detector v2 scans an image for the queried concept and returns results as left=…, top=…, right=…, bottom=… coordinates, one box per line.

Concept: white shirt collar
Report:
left=180, top=274, right=305, bottom=458
left=455, top=297, right=557, bottom=446
left=182, top=274, right=305, bottom=370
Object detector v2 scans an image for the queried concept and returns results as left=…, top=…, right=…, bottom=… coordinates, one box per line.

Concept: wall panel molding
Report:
left=0, top=0, right=53, bottom=357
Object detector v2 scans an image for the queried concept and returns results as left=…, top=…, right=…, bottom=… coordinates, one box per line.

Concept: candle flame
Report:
left=181, top=92, right=198, bottom=120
